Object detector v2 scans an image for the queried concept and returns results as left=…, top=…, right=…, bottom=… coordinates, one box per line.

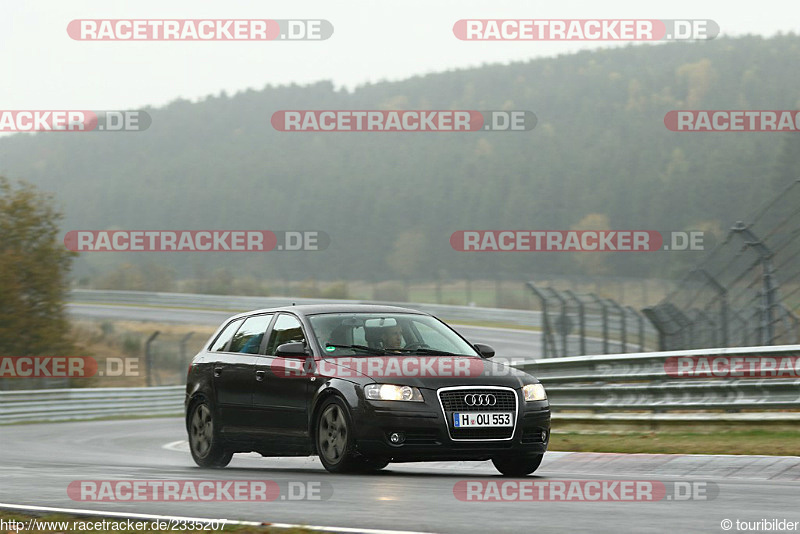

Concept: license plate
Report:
left=453, top=412, right=513, bottom=427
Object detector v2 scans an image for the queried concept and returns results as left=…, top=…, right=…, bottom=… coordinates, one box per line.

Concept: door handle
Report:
left=213, top=367, right=223, bottom=377
left=255, top=370, right=266, bottom=382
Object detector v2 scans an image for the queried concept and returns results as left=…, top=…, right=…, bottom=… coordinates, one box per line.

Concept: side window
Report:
left=209, top=319, right=244, bottom=352
left=265, top=314, right=307, bottom=355
left=229, top=314, right=274, bottom=354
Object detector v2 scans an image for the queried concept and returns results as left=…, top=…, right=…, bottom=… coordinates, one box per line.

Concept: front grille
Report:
left=439, top=389, right=517, bottom=412
left=438, top=387, right=518, bottom=441
left=451, top=427, right=516, bottom=440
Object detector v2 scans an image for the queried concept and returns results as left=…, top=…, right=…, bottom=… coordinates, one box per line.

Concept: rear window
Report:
left=229, top=314, right=274, bottom=354
left=208, top=318, right=244, bottom=352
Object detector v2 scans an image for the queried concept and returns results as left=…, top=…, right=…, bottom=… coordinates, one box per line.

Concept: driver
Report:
left=381, top=325, right=405, bottom=349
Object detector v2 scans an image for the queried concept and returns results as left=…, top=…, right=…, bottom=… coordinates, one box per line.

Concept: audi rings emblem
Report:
left=464, top=394, right=496, bottom=406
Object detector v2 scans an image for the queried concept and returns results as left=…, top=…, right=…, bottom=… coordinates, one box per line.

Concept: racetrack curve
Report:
left=1, top=302, right=789, bottom=532
left=66, top=303, right=544, bottom=362
left=1, top=418, right=799, bottom=533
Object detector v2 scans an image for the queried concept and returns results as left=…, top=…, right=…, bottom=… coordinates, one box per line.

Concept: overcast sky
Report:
left=1, top=0, right=797, bottom=111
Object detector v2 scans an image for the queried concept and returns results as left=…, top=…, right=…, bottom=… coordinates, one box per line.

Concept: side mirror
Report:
left=473, top=343, right=495, bottom=359
left=275, top=342, right=309, bottom=357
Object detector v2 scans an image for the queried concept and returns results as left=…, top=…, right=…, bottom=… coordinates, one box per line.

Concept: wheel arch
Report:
left=308, top=380, right=362, bottom=453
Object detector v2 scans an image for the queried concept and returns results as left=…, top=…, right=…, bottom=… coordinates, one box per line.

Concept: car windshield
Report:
left=308, top=313, right=479, bottom=357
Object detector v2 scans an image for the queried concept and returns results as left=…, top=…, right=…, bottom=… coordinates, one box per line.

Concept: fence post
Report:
left=547, top=288, right=568, bottom=357
left=180, top=332, right=195, bottom=370
left=526, top=282, right=555, bottom=358
left=588, top=293, right=609, bottom=354
left=642, top=307, right=666, bottom=351
left=606, top=299, right=626, bottom=353
left=627, top=305, right=645, bottom=351
left=782, top=305, right=799, bottom=343
left=565, top=290, right=586, bottom=355
left=691, top=269, right=730, bottom=347
left=731, top=222, right=778, bottom=344
left=145, top=331, right=160, bottom=387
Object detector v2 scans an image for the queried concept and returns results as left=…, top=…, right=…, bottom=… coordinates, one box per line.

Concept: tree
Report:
left=0, top=177, right=76, bottom=356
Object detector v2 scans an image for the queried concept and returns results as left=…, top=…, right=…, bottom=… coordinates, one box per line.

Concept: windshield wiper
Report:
left=388, top=348, right=460, bottom=356
left=325, top=343, right=386, bottom=355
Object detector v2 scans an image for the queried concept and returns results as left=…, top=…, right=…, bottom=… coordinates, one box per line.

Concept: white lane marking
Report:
left=162, top=440, right=189, bottom=452
left=163, top=440, right=272, bottom=458
left=0, top=503, right=440, bottom=534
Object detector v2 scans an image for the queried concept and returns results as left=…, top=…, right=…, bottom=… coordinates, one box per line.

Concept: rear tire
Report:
left=188, top=399, right=233, bottom=468
left=492, top=454, right=544, bottom=477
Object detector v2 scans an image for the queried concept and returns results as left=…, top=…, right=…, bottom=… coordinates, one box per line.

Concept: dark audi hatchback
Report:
left=185, top=304, right=550, bottom=476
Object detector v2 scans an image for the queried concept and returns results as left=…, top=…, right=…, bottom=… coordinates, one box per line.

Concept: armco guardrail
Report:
left=0, top=386, right=184, bottom=424
left=2, top=346, right=798, bottom=424
left=518, top=344, right=800, bottom=416
left=67, top=289, right=541, bottom=327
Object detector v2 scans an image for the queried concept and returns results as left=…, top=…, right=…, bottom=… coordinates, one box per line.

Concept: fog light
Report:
left=541, top=430, right=548, bottom=442
left=389, top=432, right=405, bottom=444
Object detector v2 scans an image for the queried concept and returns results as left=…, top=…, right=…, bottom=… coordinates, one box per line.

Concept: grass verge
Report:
left=550, top=429, right=800, bottom=456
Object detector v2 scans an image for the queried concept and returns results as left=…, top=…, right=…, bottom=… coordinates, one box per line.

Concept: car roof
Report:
left=226, top=303, right=430, bottom=321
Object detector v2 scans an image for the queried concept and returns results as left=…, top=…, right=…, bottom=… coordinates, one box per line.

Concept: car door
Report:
left=252, top=313, right=312, bottom=446
left=212, top=313, right=273, bottom=435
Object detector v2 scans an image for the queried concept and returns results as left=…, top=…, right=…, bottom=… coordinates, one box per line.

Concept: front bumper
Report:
left=352, top=389, right=550, bottom=461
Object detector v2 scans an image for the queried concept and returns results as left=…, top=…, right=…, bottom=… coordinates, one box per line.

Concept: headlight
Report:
left=522, top=383, right=547, bottom=401
left=365, top=384, right=423, bottom=402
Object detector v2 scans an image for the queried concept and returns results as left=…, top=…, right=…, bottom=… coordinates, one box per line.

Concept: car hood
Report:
left=318, top=355, right=537, bottom=389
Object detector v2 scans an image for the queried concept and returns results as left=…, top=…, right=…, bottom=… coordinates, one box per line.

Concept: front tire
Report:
left=492, top=454, right=544, bottom=477
left=315, top=397, right=363, bottom=473
left=188, top=399, right=233, bottom=468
